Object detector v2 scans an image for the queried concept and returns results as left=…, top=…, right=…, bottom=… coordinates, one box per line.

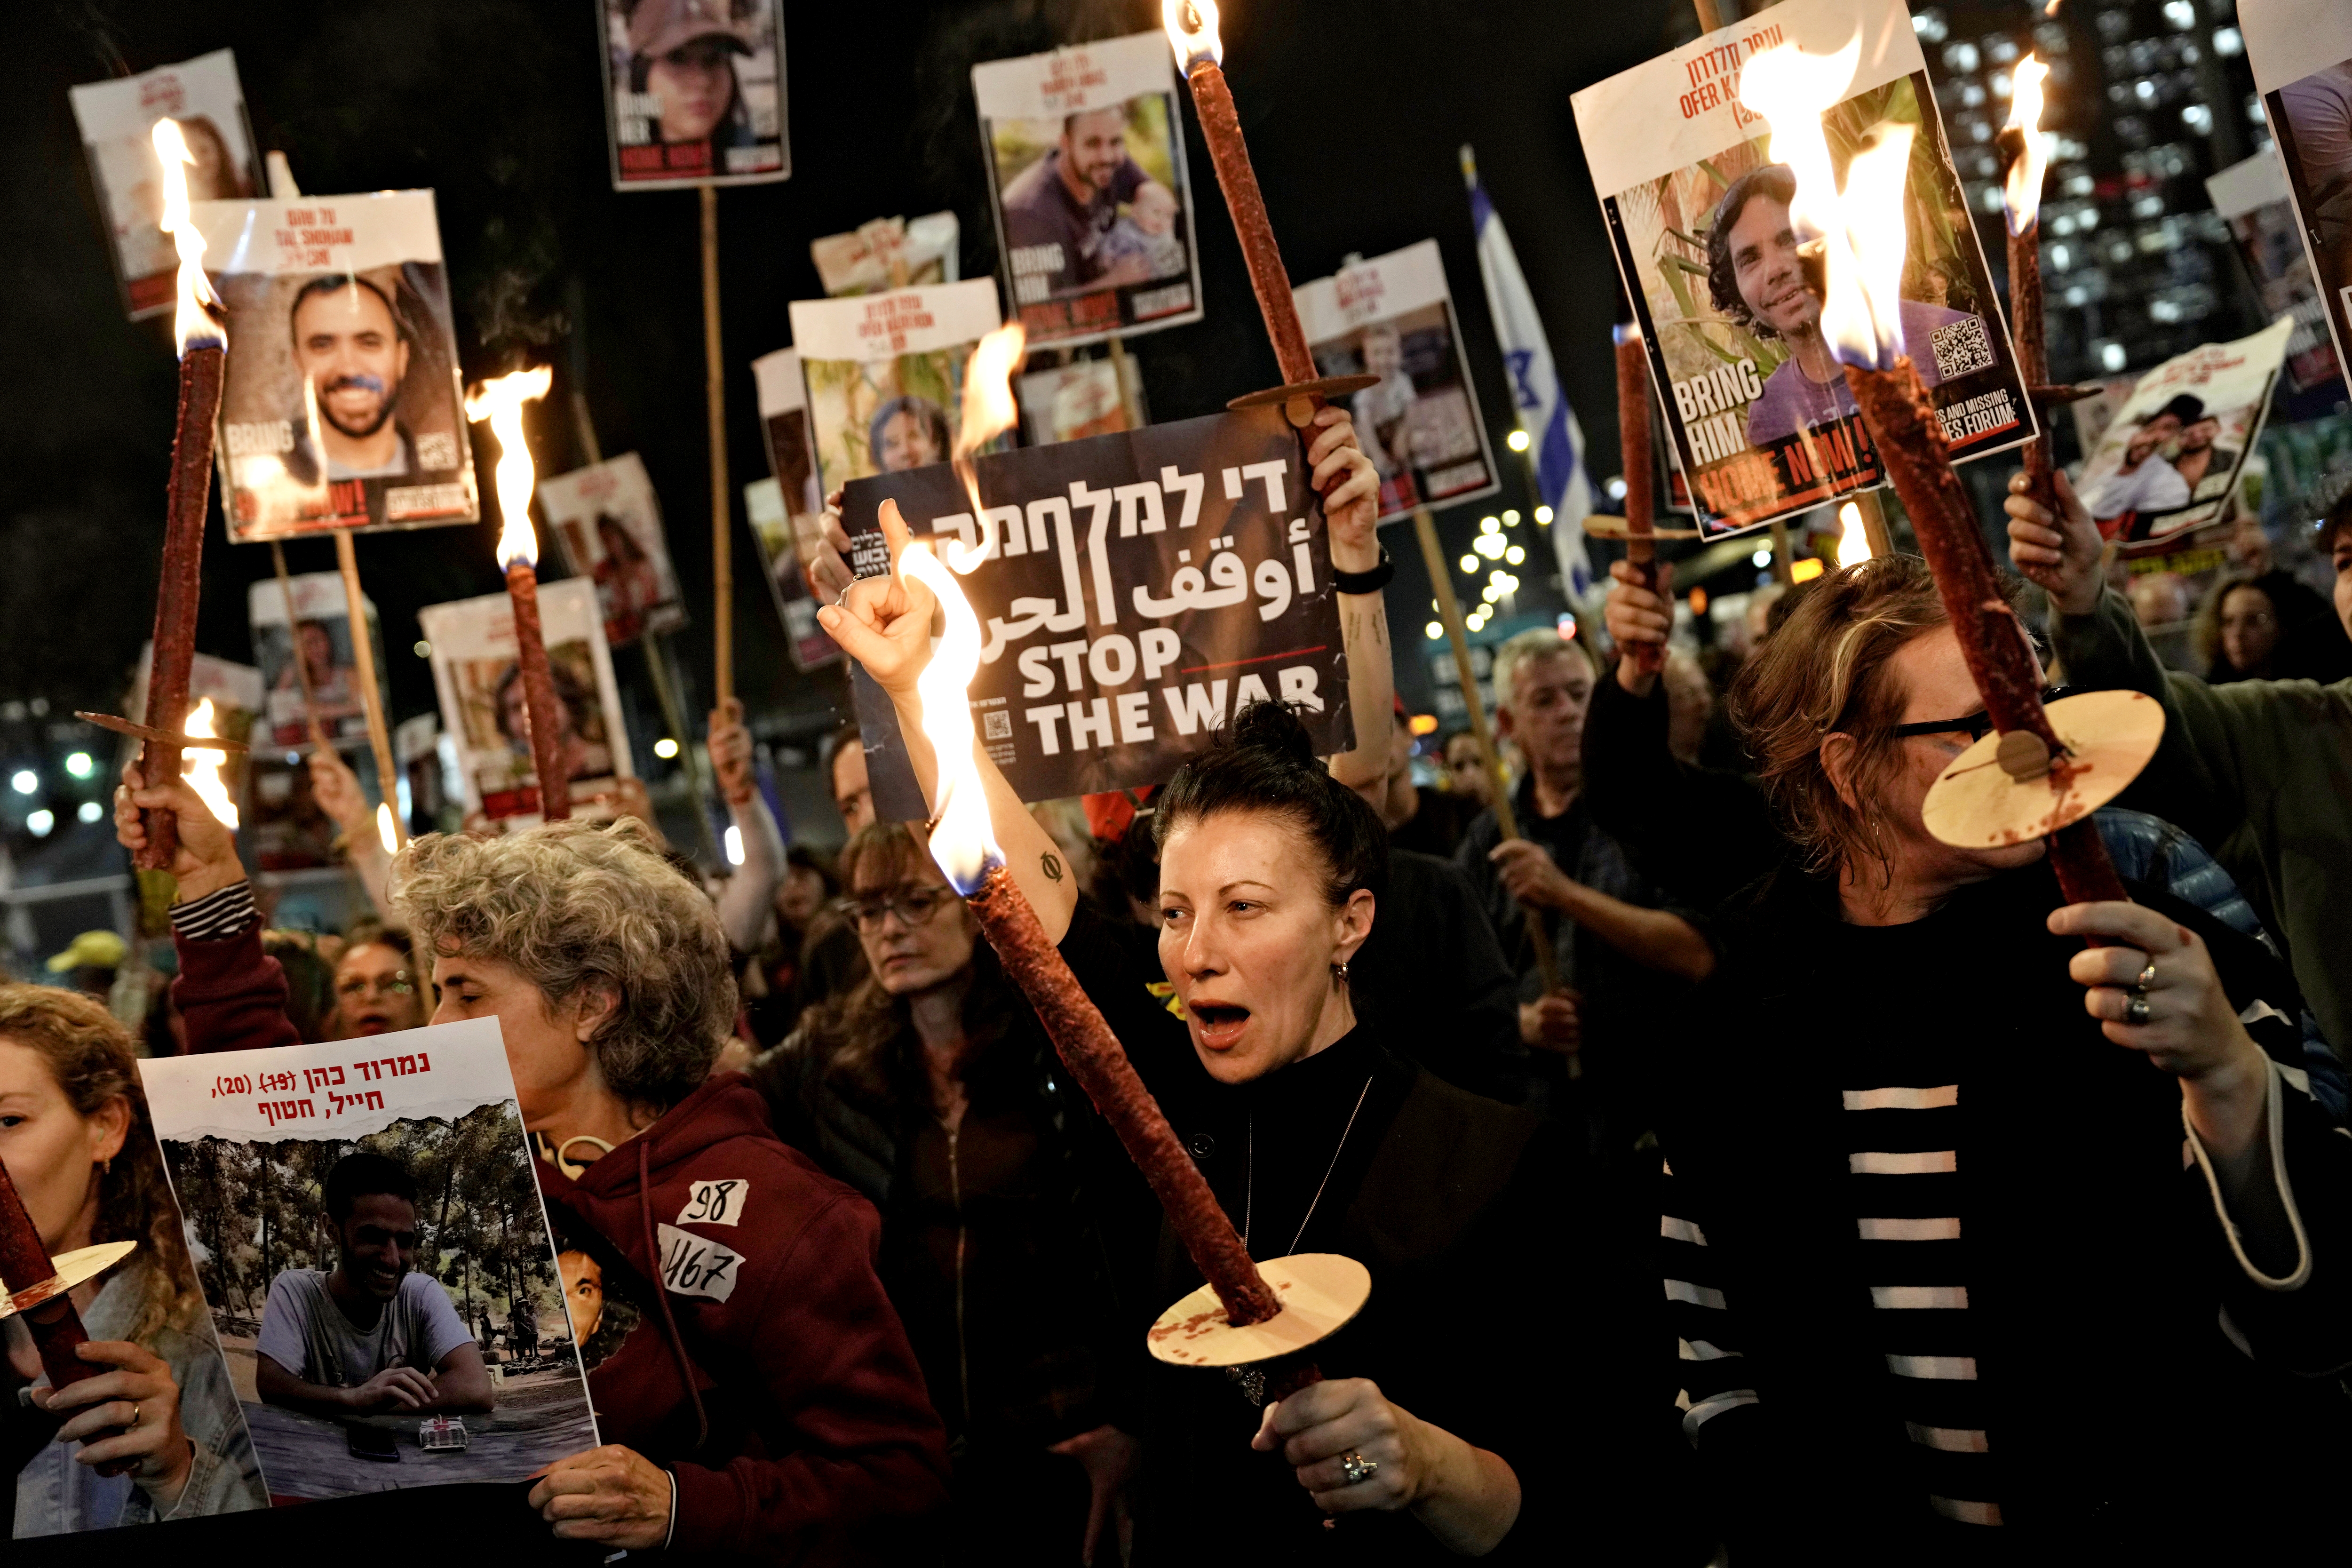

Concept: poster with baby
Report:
left=68, top=49, right=262, bottom=322
left=973, top=31, right=1205, bottom=349
left=1293, top=239, right=1501, bottom=524
left=416, top=579, right=635, bottom=825
left=1570, top=0, right=2035, bottom=538
left=2073, top=315, right=2293, bottom=553
left=787, top=279, right=1006, bottom=500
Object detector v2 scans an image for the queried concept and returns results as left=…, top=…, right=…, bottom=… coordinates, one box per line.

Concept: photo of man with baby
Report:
left=975, top=30, right=1204, bottom=348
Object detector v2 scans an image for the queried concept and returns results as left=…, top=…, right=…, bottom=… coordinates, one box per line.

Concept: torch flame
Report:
left=898, top=541, right=1003, bottom=894
left=465, top=367, right=554, bottom=569
left=1161, top=0, right=1223, bottom=75
left=2003, top=54, right=2052, bottom=236
left=1834, top=500, right=1874, bottom=567
left=184, top=698, right=238, bottom=830
left=376, top=802, right=399, bottom=854
left=945, top=323, right=1028, bottom=574
left=151, top=118, right=224, bottom=357
left=1738, top=38, right=1913, bottom=372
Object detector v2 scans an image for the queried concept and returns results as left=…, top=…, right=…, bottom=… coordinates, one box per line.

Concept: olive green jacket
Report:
left=2054, top=586, right=2352, bottom=1057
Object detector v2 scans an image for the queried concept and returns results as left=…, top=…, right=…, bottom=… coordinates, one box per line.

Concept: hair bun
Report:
left=1228, top=698, right=1322, bottom=765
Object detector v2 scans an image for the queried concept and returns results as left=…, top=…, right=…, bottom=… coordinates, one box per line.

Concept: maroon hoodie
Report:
left=172, top=909, right=952, bottom=1559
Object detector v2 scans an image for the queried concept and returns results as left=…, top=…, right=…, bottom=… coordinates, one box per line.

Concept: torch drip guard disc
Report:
left=74, top=711, right=250, bottom=753
left=1921, top=689, right=2165, bottom=850
left=1225, top=374, right=1381, bottom=414
left=1, top=1240, right=137, bottom=1319
left=1145, top=1252, right=1372, bottom=1369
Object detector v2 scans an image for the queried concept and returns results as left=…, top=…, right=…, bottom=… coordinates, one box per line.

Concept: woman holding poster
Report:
left=2, top=987, right=268, bottom=1535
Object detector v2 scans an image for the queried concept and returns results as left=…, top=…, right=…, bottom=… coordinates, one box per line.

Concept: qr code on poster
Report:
left=1930, top=316, right=1997, bottom=380
left=983, top=710, right=1012, bottom=740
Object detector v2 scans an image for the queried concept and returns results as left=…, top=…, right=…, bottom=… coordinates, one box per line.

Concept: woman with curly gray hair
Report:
left=114, top=772, right=948, bottom=1558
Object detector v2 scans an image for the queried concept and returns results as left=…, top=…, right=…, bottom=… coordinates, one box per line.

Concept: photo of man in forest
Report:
left=254, top=1152, right=495, bottom=1418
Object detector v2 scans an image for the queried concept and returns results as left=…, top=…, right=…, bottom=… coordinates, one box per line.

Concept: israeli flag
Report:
left=1463, top=145, right=1596, bottom=599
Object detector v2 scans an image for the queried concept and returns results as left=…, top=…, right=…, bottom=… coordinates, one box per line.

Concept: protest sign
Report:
left=1570, top=0, right=2034, bottom=537
left=840, top=406, right=1349, bottom=807
left=1020, top=357, right=1144, bottom=445
left=247, top=570, right=385, bottom=751
left=1294, top=239, right=1500, bottom=523
left=598, top=0, right=789, bottom=188
left=140, top=1019, right=598, bottom=1503
left=788, top=280, right=1005, bottom=499
left=2074, top=315, right=2292, bottom=554
left=68, top=49, right=260, bottom=322
left=416, top=578, right=633, bottom=824
left=810, top=212, right=960, bottom=296
left=2209, top=151, right=2345, bottom=396
left=538, top=454, right=688, bottom=648
left=189, top=190, right=478, bottom=539
left=750, top=347, right=844, bottom=672
left=2242, top=0, right=2352, bottom=398
left=973, top=32, right=1204, bottom=348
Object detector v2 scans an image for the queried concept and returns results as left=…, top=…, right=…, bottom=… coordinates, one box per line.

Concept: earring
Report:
left=1331, top=960, right=1350, bottom=982
left=101, top=1158, right=112, bottom=1177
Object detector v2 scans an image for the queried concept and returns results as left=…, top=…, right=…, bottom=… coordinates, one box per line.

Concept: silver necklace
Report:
left=1242, top=1075, right=1376, bottom=1258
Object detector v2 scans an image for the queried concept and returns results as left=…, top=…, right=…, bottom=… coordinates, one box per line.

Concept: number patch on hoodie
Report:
left=677, top=1179, right=748, bottom=1227
left=657, top=1222, right=743, bottom=1302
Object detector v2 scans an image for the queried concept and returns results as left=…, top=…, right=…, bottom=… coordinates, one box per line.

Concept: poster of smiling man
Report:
left=974, top=31, right=1204, bottom=349
left=189, top=190, right=478, bottom=539
left=1571, top=0, right=2034, bottom=538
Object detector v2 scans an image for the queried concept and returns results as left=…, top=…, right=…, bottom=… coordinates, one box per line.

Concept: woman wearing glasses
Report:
left=330, top=923, right=424, bottom=1038
left=1654, top=553, right=2351, bottom=1559
left=750, top=821, right=1157, bottom=1567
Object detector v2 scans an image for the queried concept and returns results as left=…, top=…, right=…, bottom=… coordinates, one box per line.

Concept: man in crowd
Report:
left=999, top=106, right=1154, bottom=297
left=254, top=1151, right=495, bottom=1418
left=2006, top=469, right=2352, bottom=1060
left=286, top=274, right=419, bottom=481
left=1455, top=629, right=1710, bottom=1131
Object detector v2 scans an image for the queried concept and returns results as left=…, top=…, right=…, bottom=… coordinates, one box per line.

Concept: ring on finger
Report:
left=128, top=1401, right=141, bottom=1429
left=1337, top=1450, right=1379, bottom=1486
left=2135, top=961, right=2158, bottom=991
left=2125, top=989, right=2151, bottom=1027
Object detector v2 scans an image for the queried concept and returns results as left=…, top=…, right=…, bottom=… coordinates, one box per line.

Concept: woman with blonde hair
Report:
left=1, top=985, right=267, bottom=1535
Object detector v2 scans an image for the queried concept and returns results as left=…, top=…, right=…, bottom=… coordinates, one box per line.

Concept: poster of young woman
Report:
left=416, top=579, right=634, bottom=825
left=1570, top=0, right=2034, bottom=538
left=246, top=571, right=386, bottom=751
left=787, top=279, right=1005, bottom=500
left=2209, top=151, right=2345, bottom=396
left=139, top=1018, right=598, bottom=1503
left=2242, top=0, right=2352, bottom=398
left=973, top=31, right=1204, bottom=348
left=188, top=190, right=479, bottom=539
left=598, top=0, right=789, bottom=188
left=1293, top=239, right=1500, bottom=523
left=536, top=453, right=688, bottom=649
left=68, top=49, right=260, bottom=322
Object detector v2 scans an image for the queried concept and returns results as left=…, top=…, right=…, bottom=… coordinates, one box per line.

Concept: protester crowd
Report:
left=7, top=417, right=2350, bottom=1563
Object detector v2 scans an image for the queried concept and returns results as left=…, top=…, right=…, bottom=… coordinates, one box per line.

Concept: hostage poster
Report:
left=973, top=32, right=1204, bottom=349
left=2244, top=0, right=2352, bottom=398
left=2074, top=315, right=2293, bottom=554
left=788, top=280, right=1005, bottom=499
left=1293, top=239, right=1501, bottom=523
left=1570, top=0, right=2035, bottom=537
left=841, top=406, right=1349, bottom=807
left=139, top=1019, right=598, bottom=1503
left=246, top=570, right=386, bottom=752
left=598, top=0, right=789, bottom=188
left=2208, top=151, right=2345, bottom=397
left=68, top=49, right=260, bottom=322
left=537, top=453, right=688, bottom=648
left=416, top=578, right=634, bottom=825
left=750, top=347, right=843, bottom=671
left=189, top=190, right=479, bottom=539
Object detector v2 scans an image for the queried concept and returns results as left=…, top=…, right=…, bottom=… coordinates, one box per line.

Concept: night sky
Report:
left=4, top=0, right=1683, bottom=744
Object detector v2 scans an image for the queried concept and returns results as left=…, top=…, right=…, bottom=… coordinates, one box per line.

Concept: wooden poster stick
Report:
left=701, top=185, right=732, bottom=711
left=333, top=530, right=406, bottom=848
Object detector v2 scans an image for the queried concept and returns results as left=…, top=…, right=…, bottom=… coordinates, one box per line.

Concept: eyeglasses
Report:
left=837, top=885, right=955, bottom=931
left=1885, top=686, right=2072, bottom=742
left=337, top=973, right=417, bottom=1000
